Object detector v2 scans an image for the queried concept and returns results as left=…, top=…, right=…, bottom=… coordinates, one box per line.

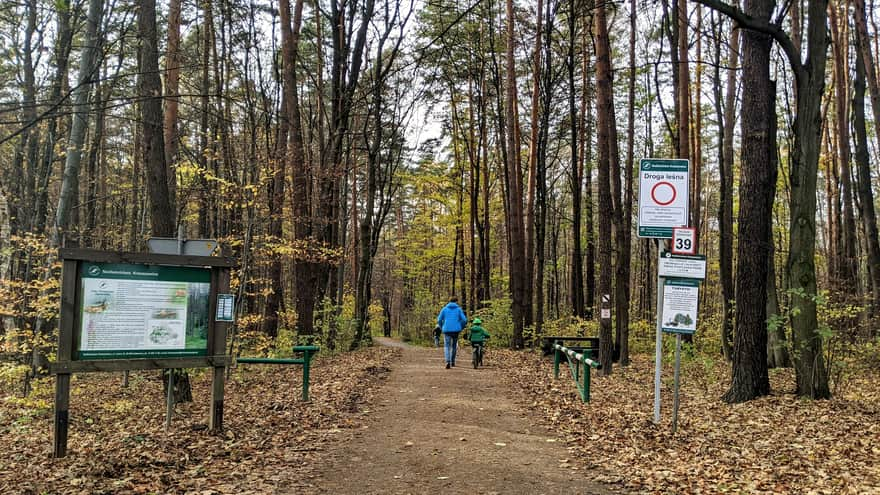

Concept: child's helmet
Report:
left=473, top=318, right=482, bottom=324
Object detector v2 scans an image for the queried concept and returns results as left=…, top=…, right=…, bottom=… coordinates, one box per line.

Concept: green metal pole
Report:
left=301, top=350, right=312, bottom=402
left=583, top=360, right=591, bottom=403
left=553, top=347, right=560, bottom=378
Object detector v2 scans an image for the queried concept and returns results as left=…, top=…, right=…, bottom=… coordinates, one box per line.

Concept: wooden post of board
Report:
left=54, top=259, right=78, bottom=458
left=209, top=267, right=229, bottom=431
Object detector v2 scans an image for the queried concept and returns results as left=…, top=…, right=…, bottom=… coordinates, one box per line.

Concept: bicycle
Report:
left=471, top=340, right=486, bottom=368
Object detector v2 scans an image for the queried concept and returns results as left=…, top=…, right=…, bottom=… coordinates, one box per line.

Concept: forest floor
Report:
left=0, top=337, right=878, bottom=494
left=308, top=337, right=617, bottom=494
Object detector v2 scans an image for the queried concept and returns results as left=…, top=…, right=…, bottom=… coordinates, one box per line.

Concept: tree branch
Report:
left=692, top=0, right=805, bottom=83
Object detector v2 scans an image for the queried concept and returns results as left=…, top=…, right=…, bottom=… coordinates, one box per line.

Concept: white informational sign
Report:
left=216, top=294, right=235, bottom=322
left=638, top=159, right=690, bottom=238
left=671, top=227, right=697, bottom=255
left=661, top=278, right=699, bottom=335
left=601, top=308, right=611, bottom=319
left=658, top=251, right=707, bottom=280
left=78, top=262, right=211, bottom=360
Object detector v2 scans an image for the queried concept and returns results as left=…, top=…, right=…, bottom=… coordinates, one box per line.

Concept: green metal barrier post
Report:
left=553, top=342, right=561, bottom=378
left=237, top=345, right=320, bottom=401
left=294, top=345, right=319, bottom=401
left=553, top=343, right=601, bottom=402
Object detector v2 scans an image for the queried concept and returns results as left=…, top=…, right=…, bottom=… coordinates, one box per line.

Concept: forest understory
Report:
left=0, top=342, right=877, bottom=494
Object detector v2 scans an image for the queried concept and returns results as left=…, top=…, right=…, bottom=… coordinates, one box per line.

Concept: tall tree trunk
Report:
left=719, top=0, right=774, bottom=403
left=139, top=0, right=175, bottom=237
left=20, top=0, right=38, bottom=234
left=854, top=0, right=880, bottom=163
left=677, top=0, right=691, bottom=163
left=583, top=46, right=596, bottom=319
left=594, top=0, right=615, bottom=374
left=525, top=0, right=543, bottom=333
left=853, top=27, right=880, bottom=320
left=786, top=0, right=831, bottom=399
left=568, top=0, right=585, bottom=319
left=321, top=0, right=375, bottom=345
left=270, top=0, right=305, bottom=339
left=198, top=0, right=213, bottom=238
left=56, top=0, right=104, bottom=245
left=829, top=2, right=858, bottom=294
left=164, top=0, right=182, bottom=208
left=718, top=12, right=738, bottom=361
left=505, top=0, right=527, bottom=348
left=692, top=4, right=703, bottom=249
left=619, top=0, right=637, bottom=367
left=85, top=81, right=106, bottom=238
left=34, top=3, right=73, bottom=235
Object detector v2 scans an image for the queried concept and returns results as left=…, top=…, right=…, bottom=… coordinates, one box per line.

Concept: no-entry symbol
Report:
left=650, top=181, right=677, bottom=206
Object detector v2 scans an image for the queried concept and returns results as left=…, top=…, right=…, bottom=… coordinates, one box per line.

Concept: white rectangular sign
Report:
left=671, top=227, right=697, bottom=255
left=638, top=159, right=690, bottom=238
left=661, top=278, right=699, bottom=335
left=658, top=251, right=706, bottom=280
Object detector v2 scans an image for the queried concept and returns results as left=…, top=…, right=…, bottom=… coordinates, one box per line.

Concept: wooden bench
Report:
left=236, top=345, right=320, bottom=401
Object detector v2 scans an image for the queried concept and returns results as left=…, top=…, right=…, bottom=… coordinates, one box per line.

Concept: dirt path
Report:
left=310, top=338, right=618, bottom=494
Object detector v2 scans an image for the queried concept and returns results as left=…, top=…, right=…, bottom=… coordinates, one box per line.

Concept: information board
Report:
left=78, top=262, right=211, bottom=359
left=658, top=251, right=707, bottom=280
left=661, top=278, right=699, bottom=335
left=638, top=159, right=690, bottom=238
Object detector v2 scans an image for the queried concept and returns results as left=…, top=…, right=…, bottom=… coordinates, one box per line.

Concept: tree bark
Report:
left=853, top=27, right=880, bottom=320
left=595, top=0, right=615, bottom=374
left=720, top=0, right=774, bottom=403
left=525, top=0, right=543, bottom=332
left=56, top=0, right=104, bottom=245
left=164, top=0, right=182, bottom=208
left=854, top=0, right=880, bottom=164
left=619, top=0, right=637, bottom=366
left=829, top=2, right=858, bottom=293
left=139, top=0, right=175, bottom=237
left=719, top=13, right=738, bottom=361
left=786, top=0, right=831, bottom=399
left=505, top=0, right=527, bottom=348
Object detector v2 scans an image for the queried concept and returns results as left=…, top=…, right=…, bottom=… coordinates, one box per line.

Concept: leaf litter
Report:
left=494, top=349, right=880, bottom=494
left=0, top=347, right=398, bottom=494
left=3, top=344, right=878, bottom=494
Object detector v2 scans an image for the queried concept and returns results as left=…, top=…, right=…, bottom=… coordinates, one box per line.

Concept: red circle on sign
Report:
left=651, top=181, right=677, bottom=206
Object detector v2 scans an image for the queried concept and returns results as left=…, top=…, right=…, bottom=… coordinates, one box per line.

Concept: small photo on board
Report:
left=144, top=319, right=185, bottom=348
left=152, top=308, right=179, bottom=319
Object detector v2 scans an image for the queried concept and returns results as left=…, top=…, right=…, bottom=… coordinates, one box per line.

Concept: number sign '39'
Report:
left=671, top=227, right=697, bottom=255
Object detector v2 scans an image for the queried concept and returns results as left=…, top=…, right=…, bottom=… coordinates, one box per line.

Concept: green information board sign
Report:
left=638, top=159, right=690, bottom=238
left=78, top=262, right=211, bottom=359
left=661, top=278, right=699, bottom=335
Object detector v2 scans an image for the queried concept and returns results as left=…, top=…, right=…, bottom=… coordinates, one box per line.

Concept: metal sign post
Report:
left=653, top=241, right=667, bottom=424
left=672, top=334, right=682, bottom=433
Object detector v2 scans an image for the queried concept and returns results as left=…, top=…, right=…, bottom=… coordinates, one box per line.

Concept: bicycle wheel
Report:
left=472, top=346, right=478, bottom=369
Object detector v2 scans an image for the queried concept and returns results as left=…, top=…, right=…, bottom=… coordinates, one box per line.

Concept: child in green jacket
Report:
left=468, top=318, right=490, bottom=344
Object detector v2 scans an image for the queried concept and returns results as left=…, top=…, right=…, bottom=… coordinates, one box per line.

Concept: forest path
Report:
left=309, top=337, right=619, bottom=494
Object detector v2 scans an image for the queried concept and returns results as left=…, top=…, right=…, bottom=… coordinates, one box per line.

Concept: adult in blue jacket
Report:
left=437, top=297, right=467, bottom=368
